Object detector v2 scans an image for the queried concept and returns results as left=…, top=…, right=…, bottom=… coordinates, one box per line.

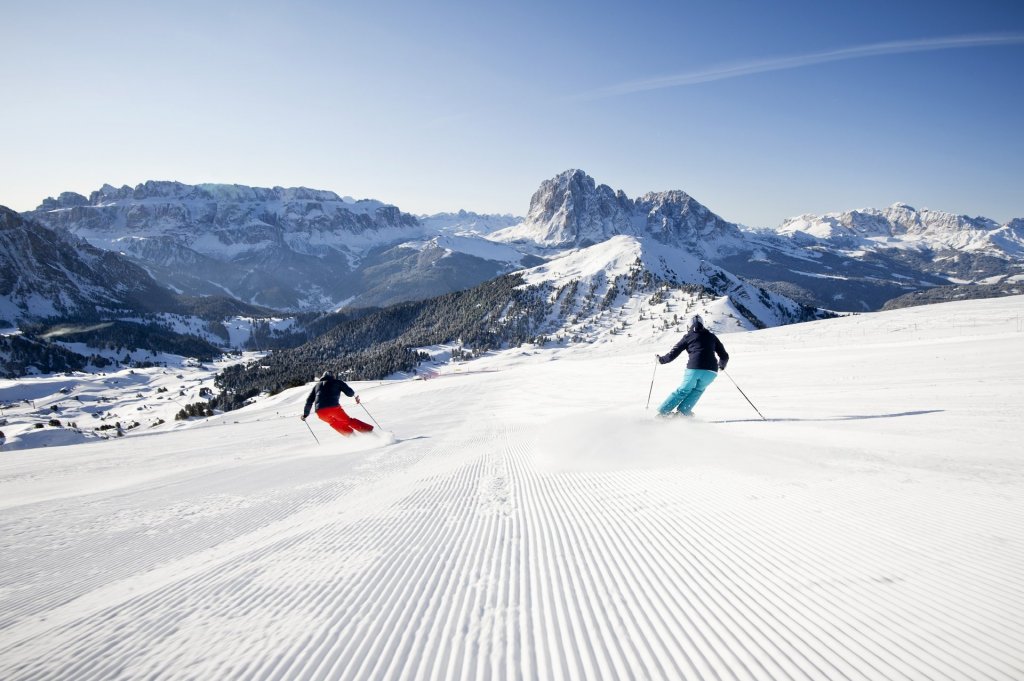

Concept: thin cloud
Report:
left=581, top=33, right=1024, bottom=99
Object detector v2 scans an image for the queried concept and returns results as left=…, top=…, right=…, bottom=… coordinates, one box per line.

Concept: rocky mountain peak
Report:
left=521, top=169, right=632, bottom=246
left=35, top=192, right=90, bottom=211
left=879, top=204, right=999, bottom=235
left=780, top=203, right=1006, bottom=244
left=499, top=170, right=741, bottom=251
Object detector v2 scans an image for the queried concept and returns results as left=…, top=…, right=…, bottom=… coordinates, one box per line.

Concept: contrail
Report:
left=41, top=323, right=113, bottom=340
left=581, top=33, right=1024, bottom=99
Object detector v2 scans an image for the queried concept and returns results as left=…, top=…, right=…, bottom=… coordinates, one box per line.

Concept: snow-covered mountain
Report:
left=0, top=206, right=312, bottom=376
left=776, top=203, right=1024, bottom=256
left=490, top=169, right=744, bottom=254
left=417, top=209, right=523, bottom=235
left=742, top=203, right=1024, bottom=302
left=516, top=234, right=822, bottom=333
left=21, top=172, right=1024, bottom=321
left=215, top=228, right=828, bottom=403
left=26, top=183, right=526, bottom=311
left=0, top=207, right=180, bottom=325
left=492, top=170, right=1024, bottom=312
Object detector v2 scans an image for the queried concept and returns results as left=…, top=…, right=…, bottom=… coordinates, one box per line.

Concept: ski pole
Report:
left=303, top=418, right=321, bottom=445
left=360, top=402, right=383, bottom=430
left=722, top=370, right=767, bottom=421
left=645, top=356, right=659, bottom=410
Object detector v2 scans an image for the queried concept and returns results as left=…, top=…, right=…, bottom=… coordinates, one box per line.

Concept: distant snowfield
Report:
left=1, top=296, right=1023, bottom=680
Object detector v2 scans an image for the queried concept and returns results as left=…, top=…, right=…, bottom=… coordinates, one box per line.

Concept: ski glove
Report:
left=719, top=359, right=728, bottom=371
left=657, top=354, right=666, bottom=364
left=300, top=415, right=306, bottom=421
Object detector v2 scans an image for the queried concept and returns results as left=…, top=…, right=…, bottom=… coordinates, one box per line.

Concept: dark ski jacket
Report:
left=303, top=376, right=355, bottom=417
left=659, top=326, right=729, bottom=372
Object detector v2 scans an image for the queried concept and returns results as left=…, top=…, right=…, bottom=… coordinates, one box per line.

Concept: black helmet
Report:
left=319, top=370, right=334, bottom=380
left=689, top=314, right=704, bottom=330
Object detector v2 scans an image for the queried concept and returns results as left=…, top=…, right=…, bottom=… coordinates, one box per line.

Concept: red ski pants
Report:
left=316, top=406, right=373, bottom=436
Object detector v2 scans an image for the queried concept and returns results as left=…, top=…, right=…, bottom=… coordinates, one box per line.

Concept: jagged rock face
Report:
left=33, top=181, right=422, bottom=249
left=25, top=182, right=448, bottom=309
left=635, top=190, right=740, bottom=247
left=756, top=202, right=1024, bottom=309
left=502, top=169, right=744, bottom=252
left=0, top=207, right=179, bottom=323
left=26, top=182, right=533, bottom=311
left=523, top=170, right=633, bottom=246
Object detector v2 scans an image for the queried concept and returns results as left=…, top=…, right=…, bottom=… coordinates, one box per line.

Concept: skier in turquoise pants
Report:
left=656, top=315, right=729, bottom=417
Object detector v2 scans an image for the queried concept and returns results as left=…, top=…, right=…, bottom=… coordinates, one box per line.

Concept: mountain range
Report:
left=20, top=171, right=1024, bottom=318
left=1, top=206, right=181, bottom=325
left=3, top=169, right=1022, bottom=381
left=25, top=183, right=527, bottom=311
left=488, top=170, right=1023, bottom=311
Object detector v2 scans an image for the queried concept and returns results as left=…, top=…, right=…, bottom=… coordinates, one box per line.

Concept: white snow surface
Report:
left=1, top=296, right=1023, bottom=680
left=401, top=233, right=526, bottom=266
left=417, top=211, right=524, bottom=236
left=774, top=203, right=1024, bottom=257
left=519, top=235, right=645, bottom=285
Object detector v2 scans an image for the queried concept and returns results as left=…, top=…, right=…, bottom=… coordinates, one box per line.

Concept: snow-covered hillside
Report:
left=1, top=296, right=1022, bottom=680
left=775, top=203, right=1024, bottom=257
left=515, top=234, right=824, bottom=338
left=0, top=207, right=180, bottom=324
left=0, top=353, right=251, bottom=451
left=417, top=210, right=523, bottom=236
left=24, top=184, right=527, bottom=311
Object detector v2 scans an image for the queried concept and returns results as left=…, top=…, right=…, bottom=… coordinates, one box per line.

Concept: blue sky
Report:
left=2, top=0, right=1023, bottom=227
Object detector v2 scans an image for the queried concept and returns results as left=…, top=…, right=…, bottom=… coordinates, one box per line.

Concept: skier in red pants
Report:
left=300, top=371, right=373, bottom=436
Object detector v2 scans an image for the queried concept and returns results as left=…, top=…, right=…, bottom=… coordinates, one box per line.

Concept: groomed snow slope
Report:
left=1, top=296, right=1023, bottom=680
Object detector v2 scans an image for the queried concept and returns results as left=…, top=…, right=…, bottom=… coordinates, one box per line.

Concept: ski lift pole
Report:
left=722, top=369, right=767, bottom=421
left=645, top=356, right=659, bottom=410
left=303, top=418, right=321, bottom=445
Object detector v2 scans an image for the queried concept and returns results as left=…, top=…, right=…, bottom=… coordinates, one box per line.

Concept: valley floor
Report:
left=1, top=296, right=1023, bottom=680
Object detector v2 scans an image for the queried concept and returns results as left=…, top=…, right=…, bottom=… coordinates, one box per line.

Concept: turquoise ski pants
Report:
left=658, top=369, right=718, bottom=415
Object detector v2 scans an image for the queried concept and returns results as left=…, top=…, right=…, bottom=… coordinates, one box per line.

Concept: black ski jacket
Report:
left=303, top=376, right=355, bottom=416
left=659, top=326, right=729, bottom=372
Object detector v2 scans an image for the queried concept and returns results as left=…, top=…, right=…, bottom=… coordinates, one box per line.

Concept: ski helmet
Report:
left=320, top=370, right=334, bottom=380
left=689, top=314, right=704, bottom=330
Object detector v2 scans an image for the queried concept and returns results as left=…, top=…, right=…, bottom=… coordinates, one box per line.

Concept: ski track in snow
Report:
left=1, top=296, right=1023, bottom=680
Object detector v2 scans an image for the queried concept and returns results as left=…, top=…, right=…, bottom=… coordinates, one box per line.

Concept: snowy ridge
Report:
left=488, top=170, right=1024, bottom=312
left=775, top=202, right=1024, bottom=256
left=25, top=184, right=531, bottom=311
left=400, top=233, right=527, bottom=267
left=0, top=207, right=178, bottom=323
left=0, top=295, right=1021, bottom=679
left=21, top=171, right=1024, bottom=316
left=34, top=181, right=424, bottom=263
left=417, top=210, right=523, bottom=236
left=515, top=235, right=821, bottom=346
left=26, top=182, right=429, bottom=310
left=489, top=169, right=745, bottom=255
